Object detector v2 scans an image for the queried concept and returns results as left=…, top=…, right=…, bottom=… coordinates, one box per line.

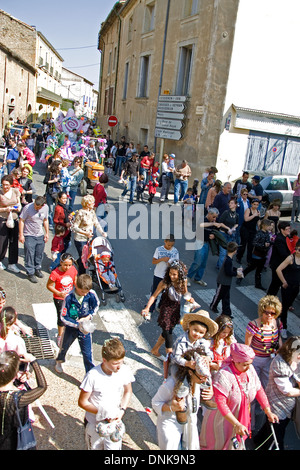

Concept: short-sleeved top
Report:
left=20, top=202, right=49, bottom=236
left=49, top=265, right=77, bottom=299
left=0, top=329, right=27, bottom=356
left=153, top=245, right=179, bottom=278
left=0, top=188, right=20, bottom=220
left=246, top=319, right=282, bottom=357
left=80, top=363, right=135, bottom=425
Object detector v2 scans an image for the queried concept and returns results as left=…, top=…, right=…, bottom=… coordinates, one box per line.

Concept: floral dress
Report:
left=157, top=285, right=182, bottom=331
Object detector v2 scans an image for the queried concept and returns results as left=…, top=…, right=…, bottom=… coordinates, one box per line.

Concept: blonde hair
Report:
left=61, top=159, right=69, bottom=167
left=81, top=194, right=95, bottom=208
left=258, top=295, right=282, bottom=319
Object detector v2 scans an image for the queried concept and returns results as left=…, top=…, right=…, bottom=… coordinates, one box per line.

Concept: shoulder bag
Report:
left=14, top=392, right=37, bottom=450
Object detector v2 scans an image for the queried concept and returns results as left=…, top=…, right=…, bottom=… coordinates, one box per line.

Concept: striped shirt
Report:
left=246, top=320, right=282, bottom=357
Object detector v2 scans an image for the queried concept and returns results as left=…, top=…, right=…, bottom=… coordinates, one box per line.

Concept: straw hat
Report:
left=181, top=310, right=218, bottom=338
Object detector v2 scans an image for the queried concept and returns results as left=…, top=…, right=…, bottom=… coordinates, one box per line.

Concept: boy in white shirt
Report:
left=148, top=234, right=179, bottom=313
left=78, top=337, right=135, bottom=450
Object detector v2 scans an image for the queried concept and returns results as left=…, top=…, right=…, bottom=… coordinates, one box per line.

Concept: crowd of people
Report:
left=0, top=119, right=299, bottom=451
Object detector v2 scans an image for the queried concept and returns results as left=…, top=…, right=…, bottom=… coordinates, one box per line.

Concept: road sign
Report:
left=158, top=95, right=187, bottom=103
left=108, top=115, right=118, bottom=127
left=156, top=111, right=185, bottom=120
left=154, top=128, right=182, bottom=140
left=157, top=102, right=186, bottom=113
left=156, top=118, right=184, bottom=131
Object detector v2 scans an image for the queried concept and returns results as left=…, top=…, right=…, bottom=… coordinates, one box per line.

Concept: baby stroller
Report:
left=87, top=236, right=125, bottom=306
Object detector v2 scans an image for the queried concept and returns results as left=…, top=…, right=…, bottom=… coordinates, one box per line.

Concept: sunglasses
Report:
left=263, top=310, right=276, bottom=316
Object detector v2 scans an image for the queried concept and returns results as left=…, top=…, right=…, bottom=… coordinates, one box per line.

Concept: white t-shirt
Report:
left=80, top=363, right=135, bottom=425
left=153, top=245, right=179, bottom=278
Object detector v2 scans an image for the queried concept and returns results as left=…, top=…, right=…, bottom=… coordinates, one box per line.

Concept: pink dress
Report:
left=200, top=362, right=268, bottom=450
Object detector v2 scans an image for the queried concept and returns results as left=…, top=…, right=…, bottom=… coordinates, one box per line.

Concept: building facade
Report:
left=35, top=32, right=64, bottom=120
left=61, top=67, right=98, bottom=119
left=0, top=10, right=37, bottom=129
left=97, top=0, right=239, bottom=178
left=216, top=0, right=300, bottom=181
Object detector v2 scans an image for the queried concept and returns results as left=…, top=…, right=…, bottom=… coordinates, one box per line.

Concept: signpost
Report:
left=108, top=115, right=118, bottom=127
left=155, top=128, right=183, bottom=140
left=155, top=95, right=187, bottom=141
left=155, top=118, right=184, bottom=131
left=155, top=95, right=187, bottom=161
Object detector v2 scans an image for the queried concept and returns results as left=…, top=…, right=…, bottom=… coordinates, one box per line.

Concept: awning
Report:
left=232, top=105, right=300, bottom=138
left=37, top=87, right=62, bottom=106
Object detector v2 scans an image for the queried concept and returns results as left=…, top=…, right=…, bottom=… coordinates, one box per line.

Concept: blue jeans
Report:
left=69, top=189, right=77, bottom=212
left=187, top=243, right=209, bottom=281
left=56, top=326, right=94, bottom=373
left=122, top=176, right=137, bottom=202
left=139, top=168, right=149, bottom=185
left=24, top=235, right=45, bottom=276
left=46, top=192, right=55, bottom=228
left=217, top=232, right=236, bottom=269
left=174, top=179, right=188, bottom=203
left=74, top=239, right=87, bottom=275
left=291, top=196, right=300, bottom=221
left=114, top=156, right=125, bottom=176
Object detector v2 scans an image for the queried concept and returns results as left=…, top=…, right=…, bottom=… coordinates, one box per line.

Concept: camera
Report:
left=231, top=436, right=239, bottom=450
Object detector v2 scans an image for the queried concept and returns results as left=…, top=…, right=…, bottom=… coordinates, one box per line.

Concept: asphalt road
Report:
left=1, top=156, right=299, bottom=451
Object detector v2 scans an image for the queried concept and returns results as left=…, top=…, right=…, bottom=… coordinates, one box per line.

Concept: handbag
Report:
left=14, top=392, right=37, bottom=450
left=6, top=211, right=14, bottom=228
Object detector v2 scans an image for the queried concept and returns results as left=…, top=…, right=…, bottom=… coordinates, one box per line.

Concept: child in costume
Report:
left=171, top=310, right=217, bottom=376
left=147, top=178, right=159, bottom=204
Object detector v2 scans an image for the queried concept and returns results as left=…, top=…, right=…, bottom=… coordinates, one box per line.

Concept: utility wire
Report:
left=65, top=63, right=99, bottom=68
left=56, top=45, right=97, bottom=51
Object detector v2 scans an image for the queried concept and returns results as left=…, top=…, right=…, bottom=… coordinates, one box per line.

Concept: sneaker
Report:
left=0, top=262, right=6, bottom=270
left=195, top=279, right=207, bottom=286
left=55, top=361, right=64, bottom=373
left=28, top=274, right=38, bottom=283
left=187, top=278, right=192, bottom=287
left=281, top=329, right=287, bottom=339
left=35, top=270, right=44, bottom=278
left=7, top=264, right=20, bottom=273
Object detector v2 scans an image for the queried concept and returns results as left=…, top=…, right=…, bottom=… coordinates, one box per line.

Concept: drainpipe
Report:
left=2, top=56, right=7, bottom=131
left=114, top=13, right=122, bottom=141
left=154, top=0, right=171, bottom=157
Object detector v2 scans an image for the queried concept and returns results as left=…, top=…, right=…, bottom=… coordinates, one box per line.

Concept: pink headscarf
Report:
left=230, top=343, right=255, bottom=363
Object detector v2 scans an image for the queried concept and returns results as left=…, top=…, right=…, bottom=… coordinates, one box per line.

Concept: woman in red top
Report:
left=93, top=174, right=108, bottom=229
left=53, top=191, right=72, bottom=250
left=140, top=153, right=154, bottom=184
left=46, top=253, right=77, bottom=346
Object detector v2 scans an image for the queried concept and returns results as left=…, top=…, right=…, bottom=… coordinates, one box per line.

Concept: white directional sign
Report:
left=157, top=102, right=186, bottom=113
left=158, top=95, right=187, bottom=103
left=156, top=118, right=184, bottom=130
left=156, top=95, right=187, bottom=140
left=156, top=111, right=185, bottom=120
left=155, top=128, right=182, bottom=140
